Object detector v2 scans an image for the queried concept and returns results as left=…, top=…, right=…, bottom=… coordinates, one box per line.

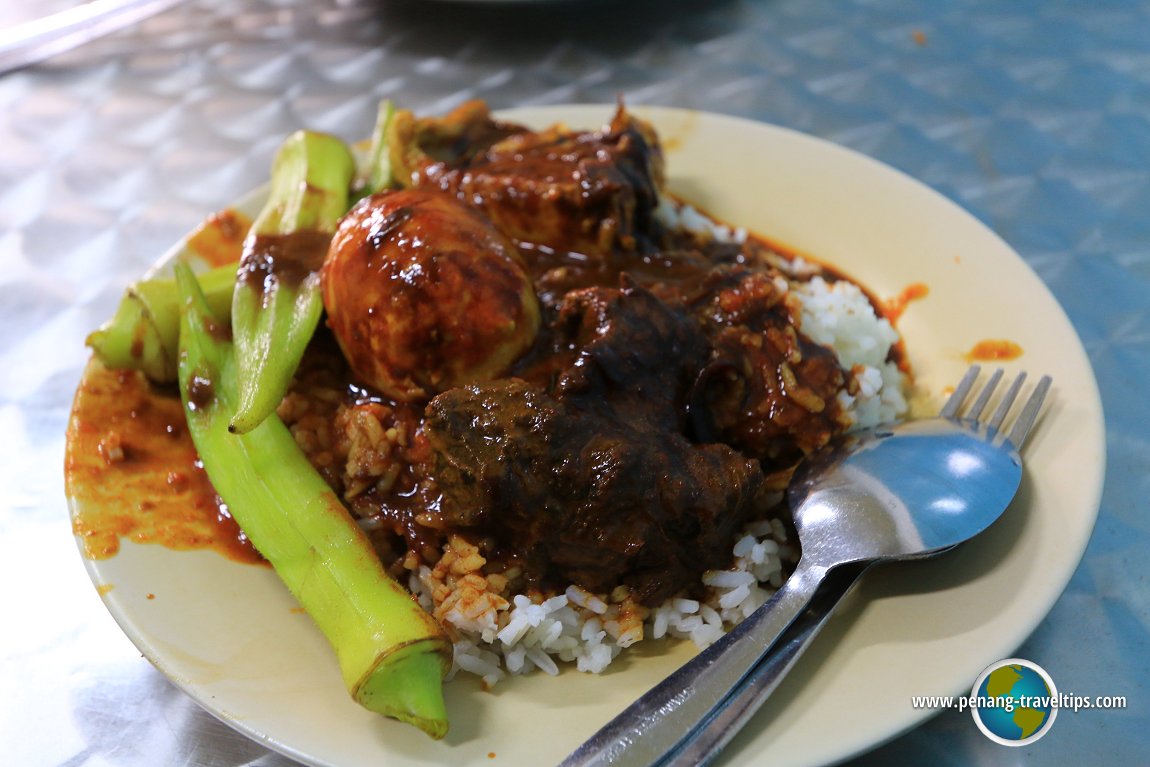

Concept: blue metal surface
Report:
left=1, top=0, right=1146, bottom=764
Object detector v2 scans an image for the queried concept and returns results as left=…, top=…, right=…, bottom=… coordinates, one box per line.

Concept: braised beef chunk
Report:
left=682, top=266, right=847, bottom=470
left=414, top=106, right=664, bottom=259
left=424, top=379, right=770, bottom=605
left=542, top=279, right=709, bottom=431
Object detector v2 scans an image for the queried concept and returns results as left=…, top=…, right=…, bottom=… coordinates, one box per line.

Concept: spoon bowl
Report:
left=791, top=418, right=1024, bottom=566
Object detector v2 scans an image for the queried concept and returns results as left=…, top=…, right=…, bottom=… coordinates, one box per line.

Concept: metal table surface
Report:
left=2, top=0, right=1146, bottom=764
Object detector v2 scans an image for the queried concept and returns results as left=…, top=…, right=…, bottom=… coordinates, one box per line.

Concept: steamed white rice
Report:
left=796, top=275, right=908, bottom=430
left=414, top=201, right=909, bottom=687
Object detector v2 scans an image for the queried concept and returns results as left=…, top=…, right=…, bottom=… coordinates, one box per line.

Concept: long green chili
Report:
left=228, top=130, right=355, bottom=434
left=85, top=262, right=236, bottom=382
left=175, top=262, right=452, bottom=738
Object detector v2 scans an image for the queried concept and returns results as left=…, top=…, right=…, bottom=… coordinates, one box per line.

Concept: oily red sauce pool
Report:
left=65, top=206, right=261, bottom=563
left=65, top=360, right=263, bottom=565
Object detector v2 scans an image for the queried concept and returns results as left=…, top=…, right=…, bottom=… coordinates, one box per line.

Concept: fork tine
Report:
left=939, top=365, right=981, bottom=419
left=1006, top=375, right=1053, bottom=448
left=966, top=368, right=1004, bottom=421
left=987, top=372, right=1027, bottom=431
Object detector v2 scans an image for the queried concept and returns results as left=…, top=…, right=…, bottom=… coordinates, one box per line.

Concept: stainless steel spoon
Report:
left=561, top=366, right=1051, bottom=767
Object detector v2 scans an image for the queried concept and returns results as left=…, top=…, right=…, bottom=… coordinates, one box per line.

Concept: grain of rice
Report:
left=652, top=609, right=670, bottom=639
left=526, top=647, right=560, bottom=676
left=566, top=585, right=609, bottom=614
left=576, top=643, right=616, bottom=673
left=673, top=597, right=700, bottom=614
left=703, top=570, right=756, bottom=589
left=504, top=644, right=526, bottom=673
left=733, top=535, right=755, bottom=558
left=719, top=584, right=752, bottom=610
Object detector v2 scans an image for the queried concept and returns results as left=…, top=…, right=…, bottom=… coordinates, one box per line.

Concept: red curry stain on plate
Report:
left=882, top=282, right=929, bottom=324
left=65, top=361, right=264, bottom=565
left=964, top=339, right=1024, bottom=363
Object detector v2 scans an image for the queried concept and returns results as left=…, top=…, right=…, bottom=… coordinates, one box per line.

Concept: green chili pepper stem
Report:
left=85, top=263, right=235, bottom=382
left=357, top=99, right=396, bottom=198
left=175, top=262, right=451, bottom=738
left=229, top=130, right=355, bottom=435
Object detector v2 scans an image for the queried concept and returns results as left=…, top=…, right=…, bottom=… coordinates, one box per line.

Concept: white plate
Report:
left=68, top=106, right=1105, bottom=767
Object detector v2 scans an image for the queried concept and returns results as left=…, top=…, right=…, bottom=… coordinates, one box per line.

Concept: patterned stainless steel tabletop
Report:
left=2, top=0, right=1147, bottom=764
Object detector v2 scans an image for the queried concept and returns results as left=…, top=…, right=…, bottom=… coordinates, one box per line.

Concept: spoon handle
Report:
left=655, top=562, right=870, bottom=767
left=559, top=558, right=827, bottom=767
